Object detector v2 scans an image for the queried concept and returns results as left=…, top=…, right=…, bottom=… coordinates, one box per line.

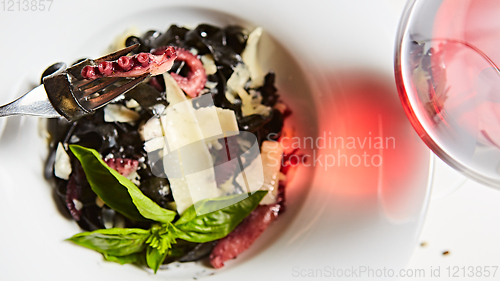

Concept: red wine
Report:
left=396, top=0, right=500, bottom=186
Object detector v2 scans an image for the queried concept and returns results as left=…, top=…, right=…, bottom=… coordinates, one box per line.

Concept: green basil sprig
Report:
left=174, top=192, right=266, bottom=243
left=104, top=252, right=145, bottom=265
left=70, top=145, right=177, bottom=223
left=67, top=145, right=267, bottom=273
left=68, top=228, right=149, bottom=256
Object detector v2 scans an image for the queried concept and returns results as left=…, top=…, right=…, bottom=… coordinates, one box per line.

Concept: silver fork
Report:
left=0, top=44, right=149, bottom=122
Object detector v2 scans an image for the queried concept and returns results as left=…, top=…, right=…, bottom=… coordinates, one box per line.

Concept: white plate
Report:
left=0, top=1, right=431, bottom=280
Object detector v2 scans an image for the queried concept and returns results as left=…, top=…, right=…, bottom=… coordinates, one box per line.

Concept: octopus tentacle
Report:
left=81, top=46, right=177, bottom=79
left=82, top=46, right=208, bottom=98
left=65, top=174, right=82, bottom=221
left=104, top=158, right=139, bottom=177
left=209, top=204, right=280, bottom=268
left=169, top=47, right=207, bottom=98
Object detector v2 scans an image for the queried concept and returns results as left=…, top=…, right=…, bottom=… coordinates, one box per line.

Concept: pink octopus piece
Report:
left=169, top=47, right=207, bottom=98
left=210, top=204, right=280, bottom=268
left=81, top=46, right=177, bottom=79
left=105, top=158, right=139, bottom=177
left=65, top=174, right=82, bottom=221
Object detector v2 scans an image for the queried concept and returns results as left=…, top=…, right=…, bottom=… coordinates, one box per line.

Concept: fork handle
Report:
left=0, top=85, right=60, bottom=118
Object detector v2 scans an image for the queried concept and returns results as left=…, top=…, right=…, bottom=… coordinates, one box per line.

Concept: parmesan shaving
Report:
left=201, top=54, right=217, bottom=75
left=54, top=142, right=72, bottom=180
left=160, top=73, right=225, bottom=214
left=104, top=104, right=140, bottom=123
left=242, top=27, right=265, bottom=88
left=235, top=141, right=283, bottom=205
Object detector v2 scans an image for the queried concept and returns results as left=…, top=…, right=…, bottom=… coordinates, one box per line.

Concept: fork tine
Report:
left=72, top=79, right=94, bottom=89
left=84, top=73, right=150, bottom=109
left=94, top=43, right=140, bottom=64
left=73, top=76, right=121, bottom=91
left=77, top=77, right=122, bottom=97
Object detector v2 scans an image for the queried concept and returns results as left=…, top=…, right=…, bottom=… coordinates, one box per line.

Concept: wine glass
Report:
left=395, top=0, right=500, bottom=187
left=395, top=0, right=500, bottom=188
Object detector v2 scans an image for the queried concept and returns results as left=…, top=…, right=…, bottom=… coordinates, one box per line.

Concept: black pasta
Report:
left=43, top=23, right=283, bottom=265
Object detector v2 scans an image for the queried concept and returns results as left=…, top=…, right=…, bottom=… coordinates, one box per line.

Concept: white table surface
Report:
left=402, top=162, right=500, bottom=281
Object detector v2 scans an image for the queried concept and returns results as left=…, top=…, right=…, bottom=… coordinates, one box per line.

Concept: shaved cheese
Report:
left=140, top=112, right=167, bottom=153
left=216, top=108, right=239, bottom=137
left=160, top=73, right=223, bottom=214
left=205, top=81, right=218, bottom=89
left=144, top=138, right=165, bottom=153
left=226, top=64, right=250, bottom=93
left=242, top=27, right=265, bottom=88
left=260, top=141, right=283, bottom=204
left=139, top=117, right=163, bottom=143
left=237, top=87, right=271, bottom=116
left=192, top=106, right=223, bottom=140
left=225, top=64, right=270, bottom=116
left=235, top=153, right=265, bottom=194
left=235, top=141, right=283, bottom=204
left=127, top=170, right=141, bottom=186
left=194, top=107, right=239, bottom=139
left=125, top=99, right=141, bottom=109
left=73, top=199, right=83, bottom=211
left=201, top=54, right=217, bottom=75
left=250, top=90, right=270, bottom=117
left=161, top=74, right=198, bottom=213
left=160, top=100, right=204, bottom=151
left=238, top=88, right=255, bottom=116
left=104, top=104, right=140, bottom=123
left=254, top=104, right=272, bottom=116
left=54, top=142, right=72, bottom=180
left=225, top=91, right=236, bottom=103
left=143, top=73, right=242, bottom=214
left=164, top=73, right=186, bottom=105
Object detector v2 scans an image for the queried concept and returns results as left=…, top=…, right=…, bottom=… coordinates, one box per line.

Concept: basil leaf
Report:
left=146, top=246, right=167, bottom=273
left=174, top=191, right=267, bottom=243
left=70, top=145, right=177, bottom=223
left=104, top=252, right=145, bottom=265
left=145, top=224, right=178, bottom=254
left=67, top=228, right=149, bottom=256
